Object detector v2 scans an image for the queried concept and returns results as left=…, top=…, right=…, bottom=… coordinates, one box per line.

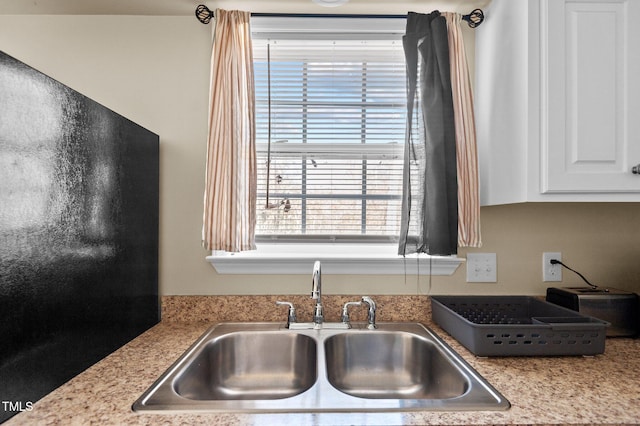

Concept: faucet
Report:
left=276, top=264, right=378, bottom=330
left=361, top=296, right=377, bottom=329
left=311, top=260, right=324, bottom=326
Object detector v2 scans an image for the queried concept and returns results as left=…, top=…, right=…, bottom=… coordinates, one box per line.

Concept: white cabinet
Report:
left=475, top=0, right=640, bottom=205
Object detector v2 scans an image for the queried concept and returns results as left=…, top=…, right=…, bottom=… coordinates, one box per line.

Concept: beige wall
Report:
left=1, top=13, right=639, bottom=298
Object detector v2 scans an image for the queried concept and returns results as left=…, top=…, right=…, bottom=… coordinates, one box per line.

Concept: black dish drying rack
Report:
left=430, top=296, right=609, bottom=356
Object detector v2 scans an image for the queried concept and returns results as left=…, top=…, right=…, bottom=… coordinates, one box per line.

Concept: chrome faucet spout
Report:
left=311, top=261, right=323, bottom=325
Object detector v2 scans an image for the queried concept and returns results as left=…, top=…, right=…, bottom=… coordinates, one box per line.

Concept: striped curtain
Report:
left=202, top=9, right=257, bottom=252
left=445, top=12, right=482, bottom=248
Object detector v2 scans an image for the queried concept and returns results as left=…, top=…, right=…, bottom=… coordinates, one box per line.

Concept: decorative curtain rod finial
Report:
left=462, top=8, right=484, bottom=28
left=196, top=4, right=214, bottom=24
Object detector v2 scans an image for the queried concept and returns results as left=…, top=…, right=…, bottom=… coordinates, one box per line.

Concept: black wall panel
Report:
left=0, top=51, right=159, bottom=423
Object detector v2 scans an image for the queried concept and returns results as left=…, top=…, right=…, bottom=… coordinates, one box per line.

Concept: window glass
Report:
left=253, top=18, right=407, bottom=243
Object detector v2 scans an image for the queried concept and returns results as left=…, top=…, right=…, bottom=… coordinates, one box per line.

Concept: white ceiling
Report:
left=0, top=0, right=491, bottom=16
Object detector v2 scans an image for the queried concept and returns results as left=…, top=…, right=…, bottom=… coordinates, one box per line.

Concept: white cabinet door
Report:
left=542, top=0, right=640, bottom=193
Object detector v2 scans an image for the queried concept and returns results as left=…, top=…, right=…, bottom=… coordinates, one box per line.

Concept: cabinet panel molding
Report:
left=542, top=0, right=640, bottom=193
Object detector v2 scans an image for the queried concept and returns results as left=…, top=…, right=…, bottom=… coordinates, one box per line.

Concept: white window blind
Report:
left=252, top=17, right=407, bottom=243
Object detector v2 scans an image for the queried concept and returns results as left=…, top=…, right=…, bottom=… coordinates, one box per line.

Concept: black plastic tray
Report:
left=430, top=296, right=609, bottom=356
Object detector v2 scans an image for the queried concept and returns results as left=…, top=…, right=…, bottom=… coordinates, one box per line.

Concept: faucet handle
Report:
left=275, top=301, right=297, bottom=327
left=341, top=301, right=362, bottom=326
left=361, top=296, right=377, bottom=330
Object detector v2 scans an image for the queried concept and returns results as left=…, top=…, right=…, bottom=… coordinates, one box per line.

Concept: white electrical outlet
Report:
left=543, top=252, right=562, bottom=282
left=466, top=253, right=497, bottom=282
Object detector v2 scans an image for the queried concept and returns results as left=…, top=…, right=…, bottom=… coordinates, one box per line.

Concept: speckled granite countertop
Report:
left=6, top=296, right=640, bottom=425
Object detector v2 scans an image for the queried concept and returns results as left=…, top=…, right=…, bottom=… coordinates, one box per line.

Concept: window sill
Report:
left=206, top=244, right=463, bottom=275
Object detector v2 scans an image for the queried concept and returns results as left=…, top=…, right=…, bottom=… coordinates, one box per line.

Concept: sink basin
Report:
left=174, top=331, right=316, bottom=400
left=133, top=322, right=509, bottom=413
left=325, top=331, right=468, bottom=399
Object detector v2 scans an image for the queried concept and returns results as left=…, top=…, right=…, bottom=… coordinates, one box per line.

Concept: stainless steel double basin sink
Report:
left=133, top=322, right=509, bottom=413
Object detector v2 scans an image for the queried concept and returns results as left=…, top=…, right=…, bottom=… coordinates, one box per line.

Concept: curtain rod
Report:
left=195, top=5, right=484, bottom=28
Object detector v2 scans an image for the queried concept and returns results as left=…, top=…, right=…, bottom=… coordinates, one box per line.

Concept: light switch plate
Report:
left=466, top=253, right=497, bottom=282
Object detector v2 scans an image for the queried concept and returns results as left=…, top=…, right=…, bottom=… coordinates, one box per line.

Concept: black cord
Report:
left=550, top=259, right=599, bottom=290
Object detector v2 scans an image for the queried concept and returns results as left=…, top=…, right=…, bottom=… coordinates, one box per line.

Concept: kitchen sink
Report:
left=174, top=331, right=317, bottom=400
left=133, top=322, right=509, bottom=413
left=324, top=331, right=468, bottom=399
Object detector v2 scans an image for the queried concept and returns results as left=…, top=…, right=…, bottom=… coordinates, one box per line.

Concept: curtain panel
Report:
left=399, top=11, right=481, bottom=256
left=202, top=9, right=257, bottom=252
left=444, top=12, right=482, bottom=249
left=399, top=11, right=458, bottom=256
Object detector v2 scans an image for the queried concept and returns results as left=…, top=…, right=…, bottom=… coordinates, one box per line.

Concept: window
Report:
left=206, top=17, right=462, bottom=275
left=252, top=17, right=406, bottom=243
